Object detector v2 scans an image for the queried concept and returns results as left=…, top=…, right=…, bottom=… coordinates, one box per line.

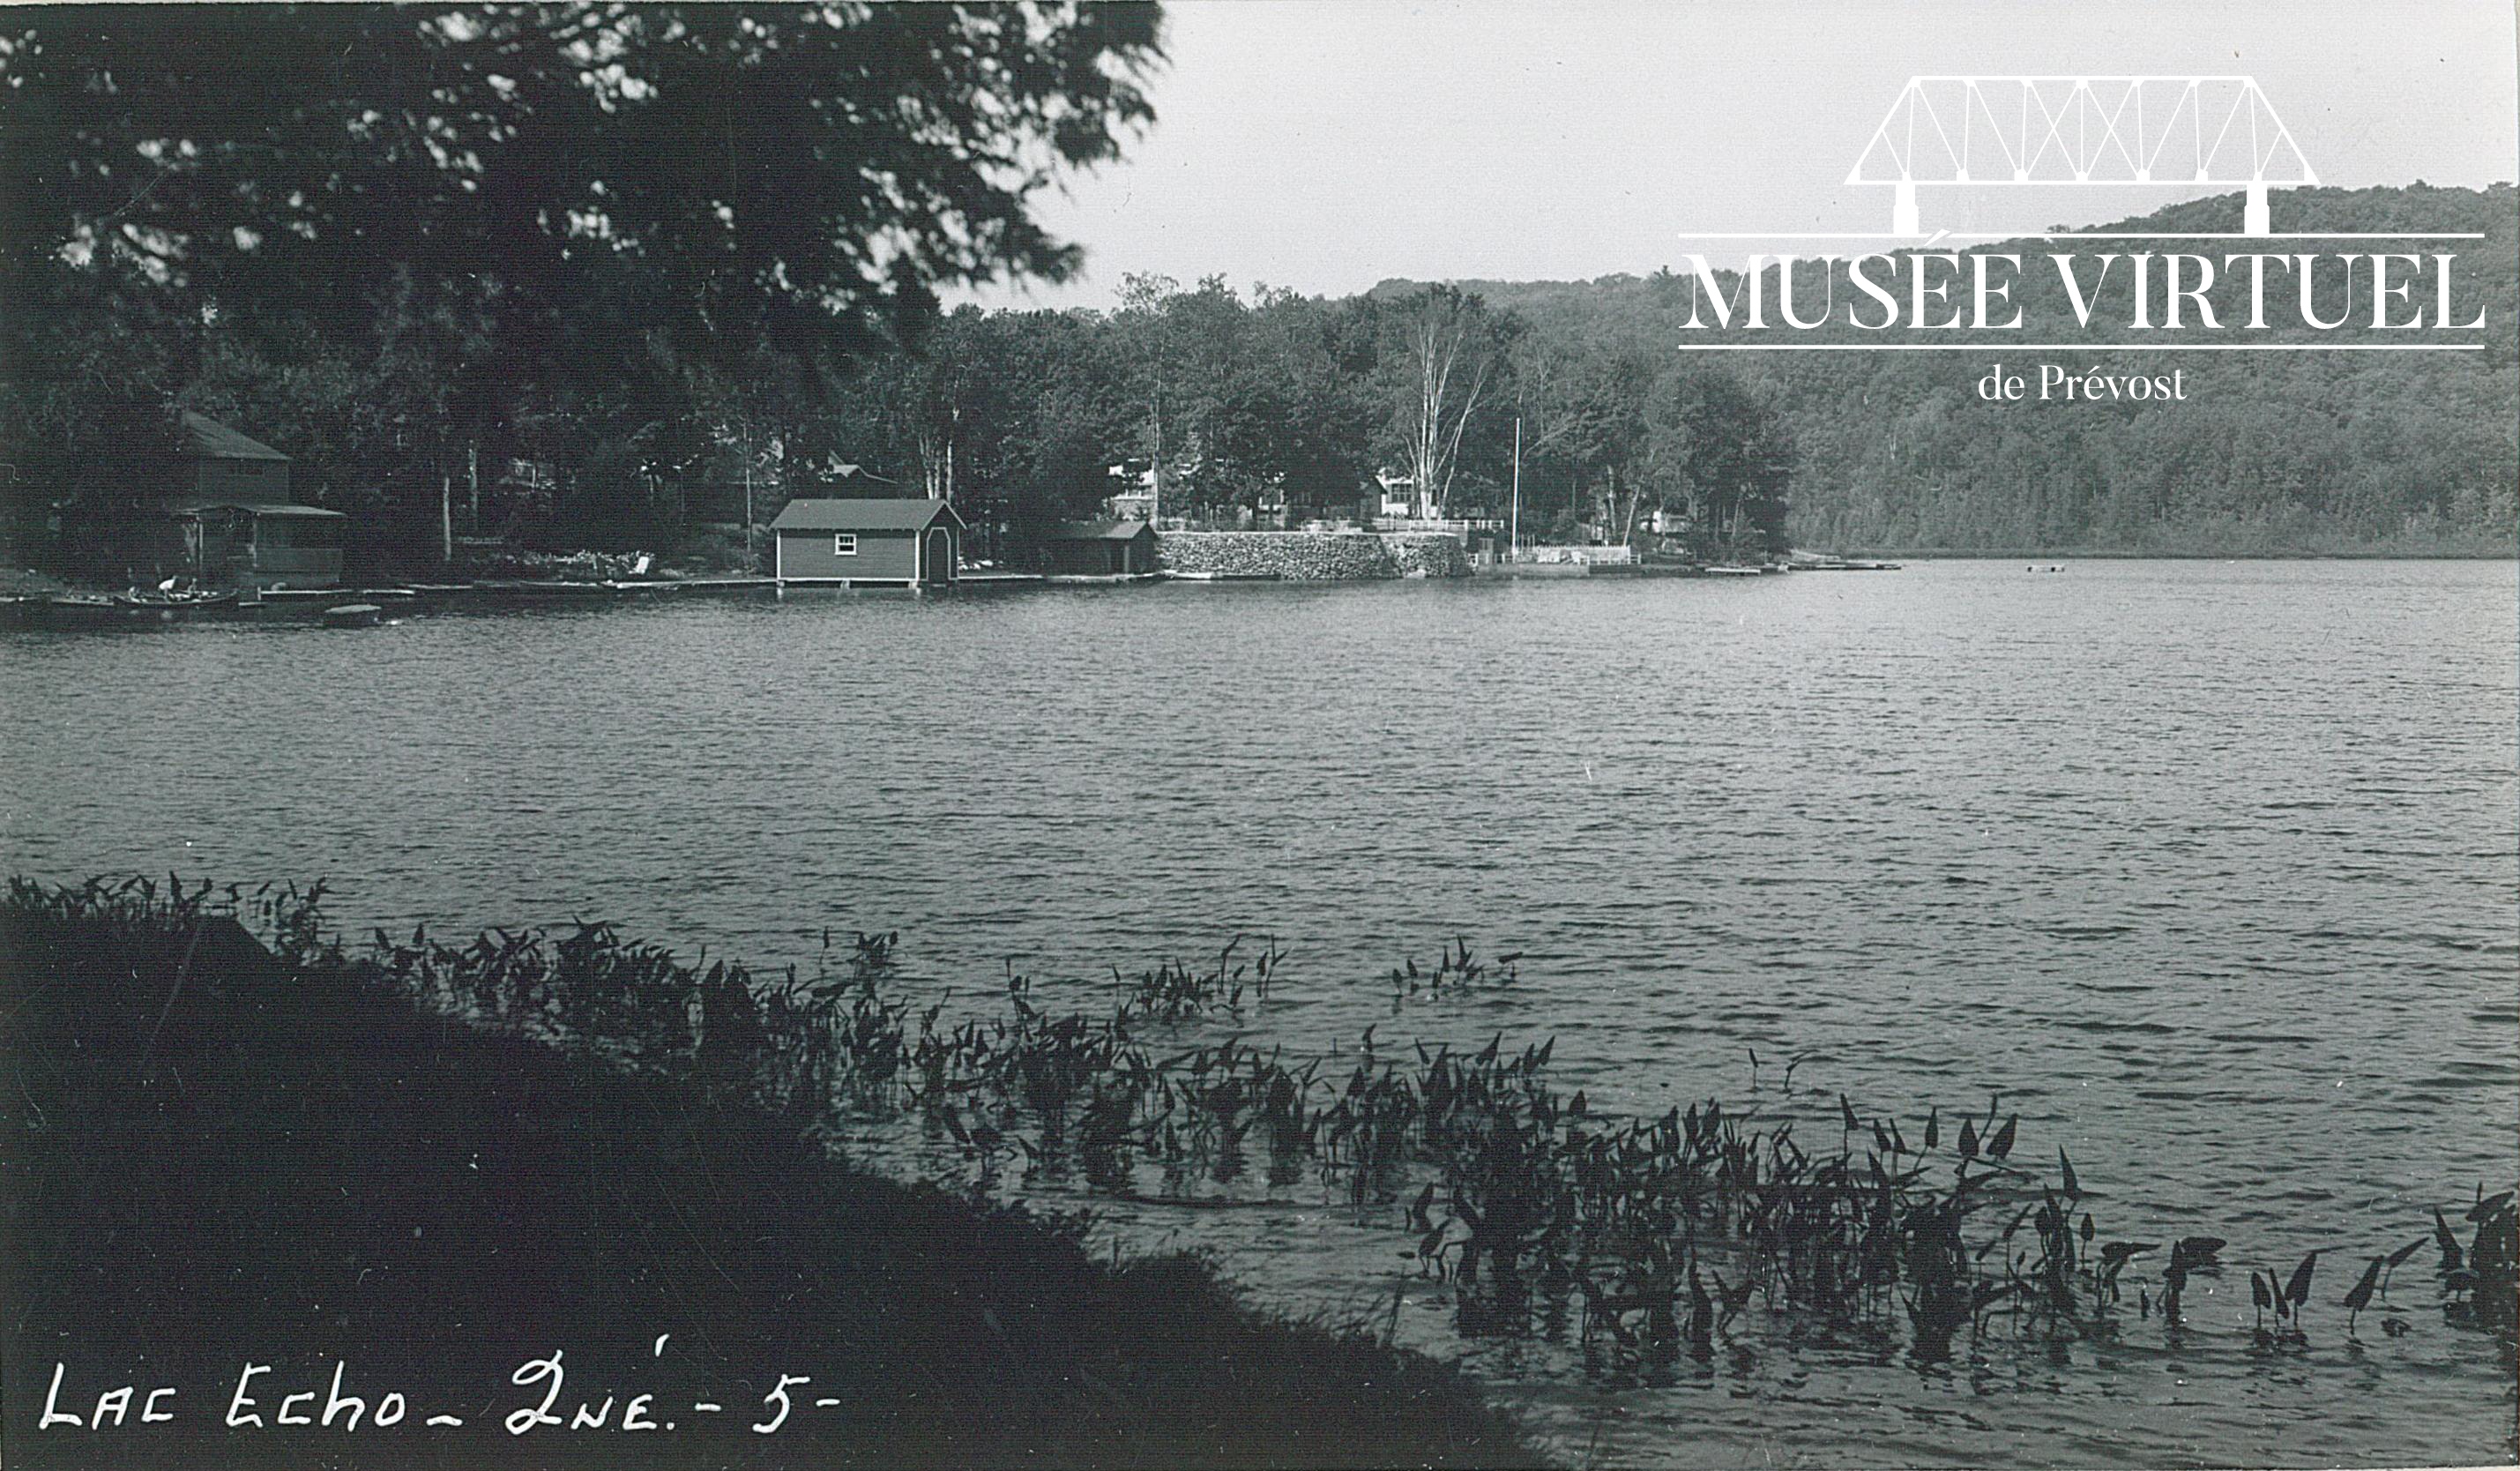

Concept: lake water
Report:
left=5, top=560, right=2516, bottom=1466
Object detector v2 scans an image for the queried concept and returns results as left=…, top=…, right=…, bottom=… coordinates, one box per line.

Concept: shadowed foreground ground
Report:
left=0, top=886, right=1540, bottom=1469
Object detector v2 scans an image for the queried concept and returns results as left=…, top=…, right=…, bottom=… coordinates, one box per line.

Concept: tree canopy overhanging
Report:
left=1, top=4, right=1162, bottom=337
left=0, top=2, right=1165, bottom=558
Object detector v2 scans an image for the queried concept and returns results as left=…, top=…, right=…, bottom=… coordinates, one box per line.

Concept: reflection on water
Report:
left=4, top=559, right=2516, bottom=1465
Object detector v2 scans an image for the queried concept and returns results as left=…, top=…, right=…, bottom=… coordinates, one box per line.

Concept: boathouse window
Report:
left=832, top=534, right=857, bottom=556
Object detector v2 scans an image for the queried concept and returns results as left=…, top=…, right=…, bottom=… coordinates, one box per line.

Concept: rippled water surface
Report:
left=5, top=560, right=2516, bottom=1466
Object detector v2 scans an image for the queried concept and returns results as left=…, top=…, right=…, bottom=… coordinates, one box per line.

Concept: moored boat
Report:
left=111, top=589, right=242, bottom=613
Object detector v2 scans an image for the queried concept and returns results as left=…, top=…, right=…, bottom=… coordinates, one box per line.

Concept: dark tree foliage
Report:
left=1, top=4, right=1159, bottom=345
left=0, top=2, right=1161, bottom=562
left=829, top=187, right=2511, bottom=562
left=811, top=280, right=1793, bottom=562
left=1453, top=184, right=2518, bottom=555
left=20, top=20, right=2481, bottom=570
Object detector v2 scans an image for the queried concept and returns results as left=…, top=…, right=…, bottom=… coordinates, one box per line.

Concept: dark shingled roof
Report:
left=180, top=411, right=290, bottom=463
left=770, top=497, right=962, bottom=533
left=1047, top=519, right=1153, bottom=542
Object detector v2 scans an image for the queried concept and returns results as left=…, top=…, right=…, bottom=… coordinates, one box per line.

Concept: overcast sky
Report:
left=966, top=0, right=2520, bottom=309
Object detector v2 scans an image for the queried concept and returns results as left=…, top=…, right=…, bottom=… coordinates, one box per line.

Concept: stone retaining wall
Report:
left=1157, top=531, right=1470, bottom=580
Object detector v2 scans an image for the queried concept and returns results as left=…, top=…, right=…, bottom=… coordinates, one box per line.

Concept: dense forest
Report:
left=0, top=3, right=1170, bottom=571
left=864, top=184, right=2520, bottom=558
left=1456, top=183, right=2518, bottom=555
left=1, top=2, right=2509, bottom=571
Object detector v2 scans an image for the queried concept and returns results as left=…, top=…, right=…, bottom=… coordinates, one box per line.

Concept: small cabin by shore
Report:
left=1042, top=519, right=1158, bottom=576
left=771, top=497, right=963, bottom=587
left=178, top=411, right=292, bottom=504
left=175, top=501, right=348, bottom=589
left=113, top=413, right=347, bottom=587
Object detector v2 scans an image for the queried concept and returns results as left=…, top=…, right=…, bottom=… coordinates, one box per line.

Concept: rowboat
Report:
left=112, top=590, right=242, bottom=613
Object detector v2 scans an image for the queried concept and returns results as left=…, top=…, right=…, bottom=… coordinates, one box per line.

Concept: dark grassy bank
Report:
left=0, top=879, right=1539, bottom=1470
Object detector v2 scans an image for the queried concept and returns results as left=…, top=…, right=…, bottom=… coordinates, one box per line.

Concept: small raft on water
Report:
left=321, top=602, right=384, bottom=629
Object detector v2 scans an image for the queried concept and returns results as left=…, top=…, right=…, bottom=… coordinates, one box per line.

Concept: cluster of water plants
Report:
left=337, top=902, right=2520, bottom=1378
left=265, top=900, right=2520, bottom=1374
left=1122, top=934, right=1286, bottom=1019
left=11, top=875, right=2509, bottom=1384
left=1389, top=937, right=1518, bottom=999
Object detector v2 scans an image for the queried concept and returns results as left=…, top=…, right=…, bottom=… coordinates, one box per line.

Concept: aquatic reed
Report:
left=16, top=875, right=2507, bottom=1387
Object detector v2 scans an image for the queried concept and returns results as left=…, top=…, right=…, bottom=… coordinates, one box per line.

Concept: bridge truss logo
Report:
left=1848, top=76, right=2316, bottom=237
left=1665, top=70, right=2487, bottom=352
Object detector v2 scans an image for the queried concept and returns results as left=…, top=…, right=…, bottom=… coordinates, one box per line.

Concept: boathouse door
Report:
left=924, top=526, right=953, bottom=586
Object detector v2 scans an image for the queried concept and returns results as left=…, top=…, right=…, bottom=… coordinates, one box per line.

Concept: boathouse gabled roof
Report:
left=1046, top=519, right=1153, bottom=542
left=771, top=497, right=963, bottom=534
left=179, top=411, right=290, bottom=463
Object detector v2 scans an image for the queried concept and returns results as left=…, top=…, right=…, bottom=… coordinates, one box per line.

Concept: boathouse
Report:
left=169, top=414, right=350, bottom=588
left=1041, top=519, right=1158, bottom=576
left=177, top=410, right=293, bottom=504
left=771, top=497, right=963, bottom=586
left=174, top=501, right=348, bottom=589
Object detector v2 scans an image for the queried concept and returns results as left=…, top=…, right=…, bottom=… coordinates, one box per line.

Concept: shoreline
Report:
left=7, top=547, right=2513, bottom=617
left=7, top=873, right=2515, bottom=1467
left=0, top=880, right=1538, bottom=1469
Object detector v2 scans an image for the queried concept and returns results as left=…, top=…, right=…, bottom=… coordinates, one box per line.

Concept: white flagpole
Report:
left=1509, top=414, right=1523, bottom=558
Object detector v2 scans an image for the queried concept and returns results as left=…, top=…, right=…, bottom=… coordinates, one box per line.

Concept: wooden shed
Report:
left=175, top=501, right=348, bottom=590
left=1042, top=519, right=1159, bottom=576
left=178, top=411, right=292, bottom=504
left=771, top=497, right=963, bottom=587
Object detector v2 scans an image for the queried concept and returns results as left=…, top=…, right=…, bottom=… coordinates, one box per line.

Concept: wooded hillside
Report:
left=1428, top=184, right=2516, bottom=554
